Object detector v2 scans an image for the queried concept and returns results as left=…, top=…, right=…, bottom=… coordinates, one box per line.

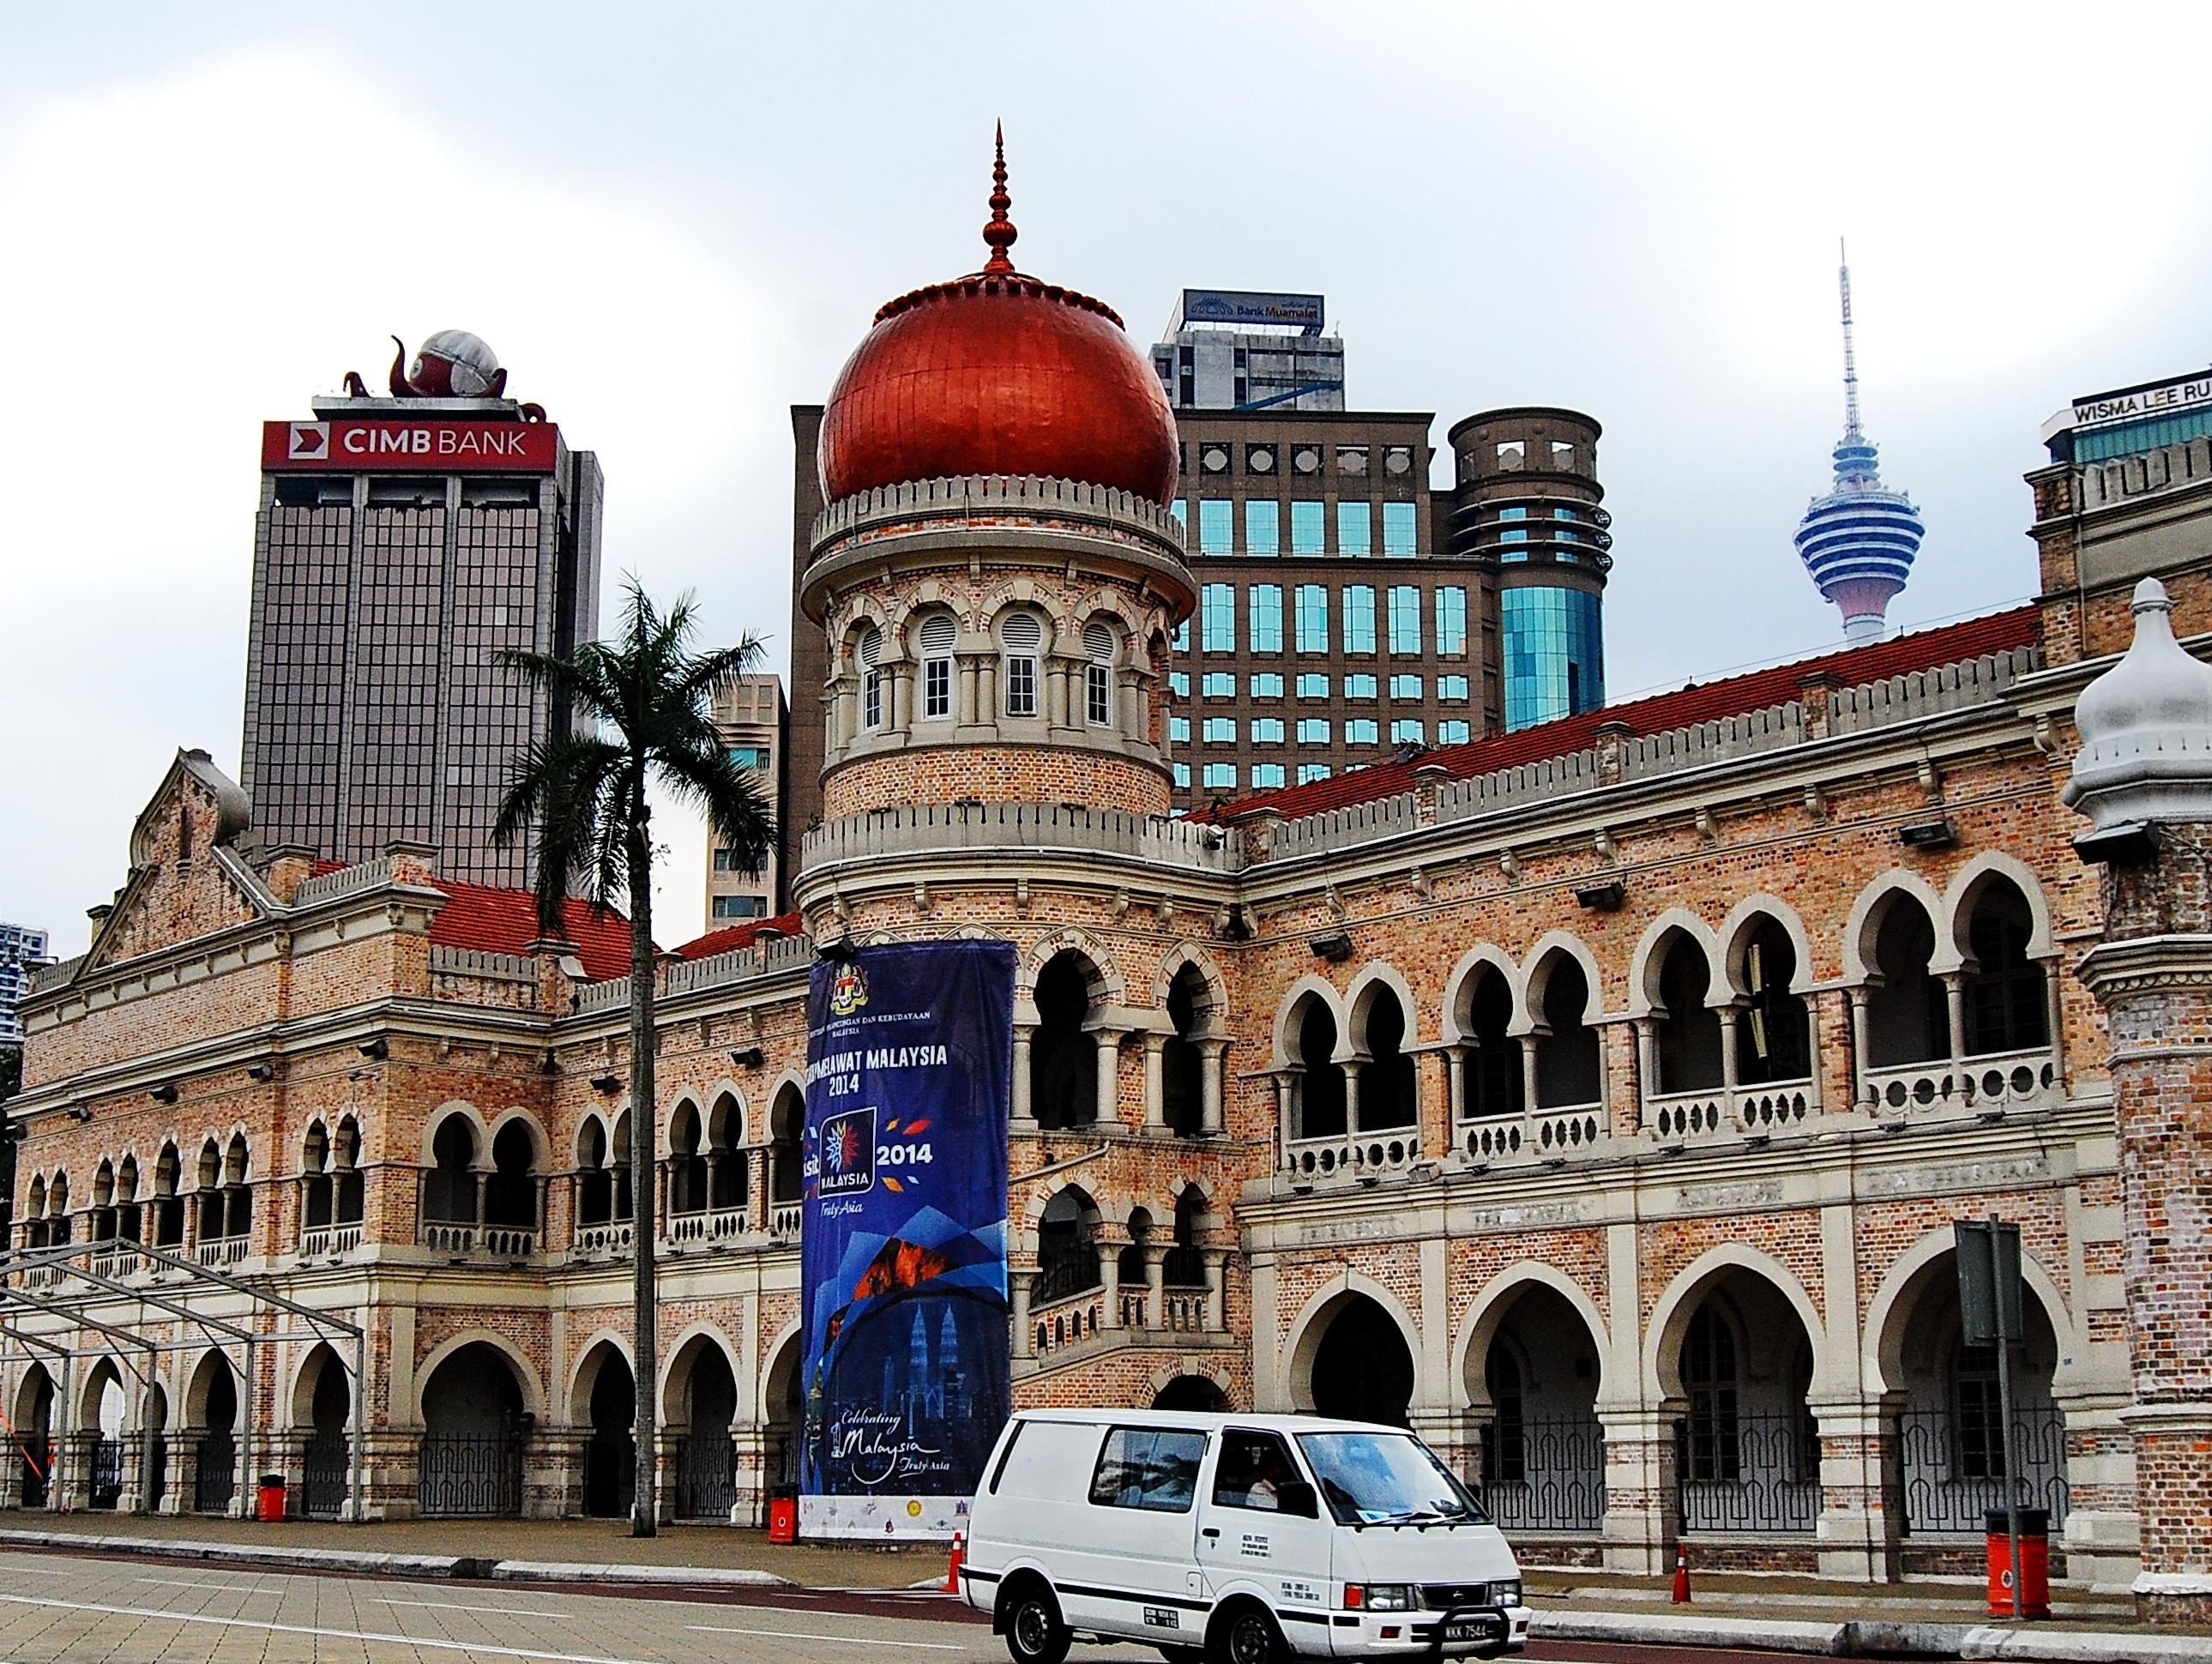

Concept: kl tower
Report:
left=1793, top=245, right=1925, bottom=643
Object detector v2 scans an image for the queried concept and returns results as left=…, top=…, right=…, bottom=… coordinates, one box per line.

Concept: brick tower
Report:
left=2069, top=577, right=2212, bottom=1621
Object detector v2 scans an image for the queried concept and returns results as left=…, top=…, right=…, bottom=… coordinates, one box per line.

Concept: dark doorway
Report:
left=1309, top=1296, right=1414, bottom=1426
left=1152, top=1375, right=1229, bottom=1412
left=582, top=1354, right=636, bottom=1519
left=303, top=1356, right=352, bottom=1519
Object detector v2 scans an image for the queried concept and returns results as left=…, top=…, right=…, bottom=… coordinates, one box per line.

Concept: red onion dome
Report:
left=816, top=132, right=1179, bottom=509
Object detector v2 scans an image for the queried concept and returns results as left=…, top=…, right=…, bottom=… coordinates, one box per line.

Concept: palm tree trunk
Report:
left=626, top=800, right=659, bottom=1537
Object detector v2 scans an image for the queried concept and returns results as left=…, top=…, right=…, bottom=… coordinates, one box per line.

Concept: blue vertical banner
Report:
left=798, top=940, right=1015, bottom=1539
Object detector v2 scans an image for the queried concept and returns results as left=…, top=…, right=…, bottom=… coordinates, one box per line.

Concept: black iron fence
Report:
left=1898, top=1405, right=2070, bottom=1534
left=195, top=1433, right=236, bottom=1515
left=89, top=1438, right=124, bottom=1510
left=1034, top=1247, right=1101, bottom=1304
left=303, top=1429, right=350, bottom=1519
left=581, top=1433, right=634, bottom=1519
left=18, top=1443, right=51, bottom=1509
left=674, top=1433, right=737, bottom=1521
left=419, top=1433, right=523, bottom=1517
left=1480, top=1416, right=1606, bottom=1531
left=1674, top=1411, right=1820, bottom=1534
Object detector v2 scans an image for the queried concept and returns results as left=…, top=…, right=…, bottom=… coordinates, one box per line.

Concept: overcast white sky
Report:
left=4, top=3, right=2209, bottom=958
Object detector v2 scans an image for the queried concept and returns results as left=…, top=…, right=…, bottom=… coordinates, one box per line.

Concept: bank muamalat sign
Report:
left=262, top=419, right=561, bottom=473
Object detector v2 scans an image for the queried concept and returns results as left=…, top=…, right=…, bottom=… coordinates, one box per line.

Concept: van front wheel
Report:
left=1210, top=1603, right=1283, bottom=1664
left=1002, top=1582, right=1070, bottom=1664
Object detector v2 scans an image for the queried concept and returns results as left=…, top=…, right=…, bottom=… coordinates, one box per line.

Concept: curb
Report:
left=0, top=1528, right=476, bottom=1579
left=492, top=1560, right=788, bottom=1587
left=1532, top=1607, right=2212, bottom=1664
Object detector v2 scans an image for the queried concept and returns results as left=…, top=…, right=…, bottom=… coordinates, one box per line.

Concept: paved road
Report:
left=0, top=1546, right=1828, bottom=1664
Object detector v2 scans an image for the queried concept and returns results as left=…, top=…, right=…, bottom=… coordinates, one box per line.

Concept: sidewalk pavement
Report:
left=4, top=1510, right=2209, bottom=1662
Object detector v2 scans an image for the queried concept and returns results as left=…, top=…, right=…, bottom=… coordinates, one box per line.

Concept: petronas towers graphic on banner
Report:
left=1794, top=245, right=1925, bottom=643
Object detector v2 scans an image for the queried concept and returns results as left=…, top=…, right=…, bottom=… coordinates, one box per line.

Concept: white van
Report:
left=961, top=1409, right=1531, bottom=1664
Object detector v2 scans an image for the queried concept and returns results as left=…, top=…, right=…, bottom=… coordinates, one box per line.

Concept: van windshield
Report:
left=1294, top=1431, right=1489, bottom=1527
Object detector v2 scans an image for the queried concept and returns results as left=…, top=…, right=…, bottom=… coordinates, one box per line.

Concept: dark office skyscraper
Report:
left=242, top=332, right=601, bottom=887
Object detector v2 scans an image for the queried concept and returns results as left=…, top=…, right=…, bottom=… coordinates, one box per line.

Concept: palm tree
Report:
left=495, top=577, right=775, bottom=1536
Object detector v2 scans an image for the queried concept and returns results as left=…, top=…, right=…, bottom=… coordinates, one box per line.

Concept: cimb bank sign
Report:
left=262, top=419, right=561, bottom=473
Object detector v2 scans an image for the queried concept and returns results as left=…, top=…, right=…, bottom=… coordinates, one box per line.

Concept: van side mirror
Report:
left=1276, top=1479, right=1318, bottom=1519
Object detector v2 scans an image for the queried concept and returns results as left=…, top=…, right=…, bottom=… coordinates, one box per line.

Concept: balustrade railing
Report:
left=1897, top=1405, right=2070, bottom=1534
left=1032, top=1288, right=1105, bottom=1356
left=420, top=1221, right=536, bottom=1257
left=1673, top=1411, right=1820, bottom=1534
left=88, top=1246, right=142, bottom=1282
left=1282, top=1128, right=1420, bottom=1180
left=1481, top=1415, right=1605, bottom=1531
left=195, top=1235, right=250, bottom=1269
left=1864, top=1049, right=2060, bottom=1116
left=298, top=1222, right=363, bottom=1257
left=667, top=1206, right=750, bottom=1246
left=1644, top=1081, right=1813, bottom=1142
left=1460, top=1101, right=1606, bottom=1163
left=1160, top=1289, right=1212, bottom=1332
left=769, top=1203, right=803, bottom=1239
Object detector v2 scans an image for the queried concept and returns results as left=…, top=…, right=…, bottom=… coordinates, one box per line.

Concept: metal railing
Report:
left=1674, top=1411, right=1820, bottom=1534
left=1481, top=1416, right=1605, bottom=1531
left=89, top=1438, right=124, bottom=1510
left=195, top=1432, right=237, bottom=1514
left=674, top=1433, right=737, bottom=1521
left=303, top=1429, right=350, bottom=1519
left=419, top=1433, right=523, bottom=1516
left=1897, top=1405, right=2070, bottom=1533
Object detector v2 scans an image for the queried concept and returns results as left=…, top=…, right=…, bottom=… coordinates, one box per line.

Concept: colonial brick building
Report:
left=8, top=152, right=2212, bottom=1613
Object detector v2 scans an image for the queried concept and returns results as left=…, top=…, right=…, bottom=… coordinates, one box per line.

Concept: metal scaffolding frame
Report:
left=0, top=1238, right=365, bottom=1519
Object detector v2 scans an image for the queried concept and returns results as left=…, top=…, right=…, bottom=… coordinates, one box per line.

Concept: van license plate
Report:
left=1444, top=1613, right=1504, bottom=1646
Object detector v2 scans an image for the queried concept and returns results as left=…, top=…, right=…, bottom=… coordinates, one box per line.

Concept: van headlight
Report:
left=1493, top=1580, right=1522, bottom=1607
left=1347, top=1584, right=1413, bottom=1612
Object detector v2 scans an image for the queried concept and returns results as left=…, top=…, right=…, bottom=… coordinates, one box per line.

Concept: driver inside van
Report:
left=1216, top=1434, right=1295, bottom=1510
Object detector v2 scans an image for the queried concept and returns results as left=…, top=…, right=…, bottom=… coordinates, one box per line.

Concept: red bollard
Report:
left=1670, top=1541, right=1691, bottom=1604
left=943, top=1530, right=965, bottom=1594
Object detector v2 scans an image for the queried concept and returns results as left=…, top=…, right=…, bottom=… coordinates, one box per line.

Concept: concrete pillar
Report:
left=1940, top=972, right=1968, bottom=1073
left=1201, top=1040, right=1227, bottom=1136
left=1810, top=1395, right=1903, bottom=1583
left=1142, top=1034, right=1166, bottom=1130
left=1010, top=1028, right=1035, bottom=1130
left=1716, top=1008, right=1742, bottom=1094
left=1597, top=1407, right=1679, bottom=1576
left=1415, top=1050, right=1450, bottom=1160
left=1093, top=1031, right=1122, bottom=1127
left=1010, top=1269, right=1035, bottom=1360
left=1144, top=1243, right=1167, bottom=1332
left=1847, top=986, right=1875, bottom=1108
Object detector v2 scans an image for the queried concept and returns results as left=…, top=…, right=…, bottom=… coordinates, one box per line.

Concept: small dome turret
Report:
left=2064, top=578, right=2212, bottom=831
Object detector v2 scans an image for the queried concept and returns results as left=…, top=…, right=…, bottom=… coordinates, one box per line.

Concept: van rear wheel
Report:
left=1211, top=1603, right=1283, bottom=1664
left=1002, top=1581, right=1070, bottom=1664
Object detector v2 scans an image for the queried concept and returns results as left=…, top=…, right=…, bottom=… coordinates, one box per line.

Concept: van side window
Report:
left=987, top=1421, right=1026, bottom=1495
left=1213, top=1430, right=1299, bottom=1512
left=1087, top=1426, right=1206, bottom=1513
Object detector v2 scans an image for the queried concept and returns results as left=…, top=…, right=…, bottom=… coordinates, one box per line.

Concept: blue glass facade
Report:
left=1503, top=586, right=1604, bottom=732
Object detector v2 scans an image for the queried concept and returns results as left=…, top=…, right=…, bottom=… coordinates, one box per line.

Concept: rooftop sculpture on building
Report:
left=1793, top=245, right=1925, bottom=644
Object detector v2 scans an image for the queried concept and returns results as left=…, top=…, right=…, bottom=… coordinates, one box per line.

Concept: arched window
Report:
left=1001, top=612, right=1043, bottom=719
left=610, top=1111, right=635, bottom=1223
left=1293, top=997, right=1347, bottom=1141
left=1737, top=919, right=1811, bottom=1084
left=1164, top=1186, right=1207, bottom=1287
left=1963, top=878, right=2047, bottom=1057
left=484, top=1123, right=539, bottom=1233
left=116, top=1155, right=141, bottom=1244
left=196, top=1141, right=224, bottom=1241
left=1030, top=952, right=1099, bottom=1131
left=1533, top=957, right=1601, bottom=1109
left=1162, top=966, right=1210, bottom=1138
left=333, top=1117, right=364, bottom=1226
left=668, top=1101, right=708, bottom=1216
left=769, top=1088, right=804, bottom=1215
left=301, top=1123, right=333, bottom=1230
left=858, top=625, right=885, bottom=731
left=24, top=1174, right=45, bottom=1250
left=152, top=1142, right=184, bottom=1247
left=93, top=1160, right=118, bottom=1243
left=1035, top=1190, right=1100, bottom=1302
left=708, top=1094, right=747, bottom=1212
left=46, top=1171, right=70, bottom=1245
left=1654, top=934, right=1723, bottom=1094
left=1460, top=966, right=1522, bottom=1120
left=919, top=612, right=956, bottom=720
left=1867, top=899, right=1947, bottom=1066
left=425, top=1118, right=479, bottom=1224
left=1117, top=1208, right=1152, bottom=1288
left=575, top=1120, right=612, bottom=1227
left=222, top=1134, right=252, bottom=1240
left=1083, top=619, right=1116, bottom=727
left=1355, top=986, right=1416, bottom=1131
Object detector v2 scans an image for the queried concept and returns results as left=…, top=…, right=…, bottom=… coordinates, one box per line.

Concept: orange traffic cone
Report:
left=1670, top=1542, right=1691, bottom=1604
left=943, top=1530, right=965, bottom=1594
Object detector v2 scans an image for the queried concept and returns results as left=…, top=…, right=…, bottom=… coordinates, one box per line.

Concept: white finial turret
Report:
left=2064, top=578, right=2212, bottom=831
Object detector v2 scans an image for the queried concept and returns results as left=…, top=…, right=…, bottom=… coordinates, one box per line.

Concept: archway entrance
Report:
left=301, top=1350, right=352, bottom=1519
left=675, top=1343, right=738, bottom=1520
left=191, top=1354, right=239, bottom=1515
left=14, top=1366, right=53, bottom=1508
left=86, top=1366, right=126, bottom=1510
left=1890, top=1250, right=2068, bottom=1539
left=581, top=1350, right=635, bottom=1519
left=1474, top=1285, right=1603, bottom=1530
left=1308, top=1295, right=1414, bottom=1426
left=419, top=1342, right=527, bottom=1516
left=1152, top=1375, right=1228, bottom=1413
left=1667, top=1272, right=1817, bottom=1535
left=764, top=1337, right=803, bottom=1491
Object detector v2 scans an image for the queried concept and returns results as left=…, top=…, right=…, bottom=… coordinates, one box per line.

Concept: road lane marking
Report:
left=370, top=1597, right=570, bottom=1619
left=687, top=1621, right=969, bottom=1651
left=136, top=1577, right=277, bottom=1591
left=0, top=1594, right=659, bottom=1664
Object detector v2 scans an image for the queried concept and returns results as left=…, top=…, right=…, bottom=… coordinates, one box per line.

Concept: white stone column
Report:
left=1142, top=1035, right=1167, bottom=1130
left=1093, top=1031, right=1121, bottom=1126
left=1010, top=1028, right=1036, bottom=1130
left=1201, top=1040, right=1227, bottom=1136
left=1010, top=1269, right=1036, bottom=1360
left=1941, top=972, right=1968, bottom=1071
left=1847, top=986, right=1874, bottom=1107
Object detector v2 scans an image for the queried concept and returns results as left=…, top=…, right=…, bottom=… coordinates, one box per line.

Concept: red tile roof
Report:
left=1211, top=605, right=2041, bottom=825
left=426, top=878, right=639, bottom=980
left=673, top=911, right=805, bottom=962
